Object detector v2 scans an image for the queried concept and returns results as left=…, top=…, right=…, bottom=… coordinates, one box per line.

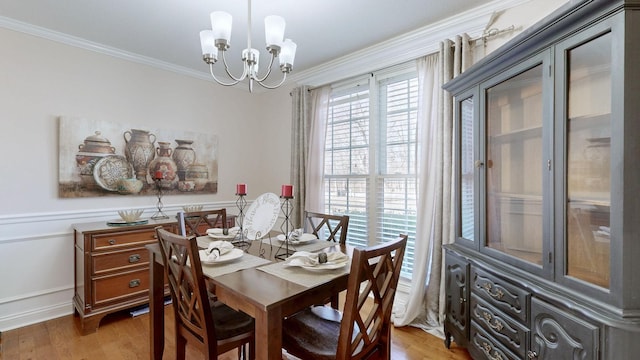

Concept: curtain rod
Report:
left=469, top=25, right=516, bottom=44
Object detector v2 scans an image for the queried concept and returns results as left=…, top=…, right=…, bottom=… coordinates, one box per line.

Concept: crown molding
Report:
left=0, top=0, right=530, bottom=90
left=0, top=15, right=213, bottom=82
left=289, top=0, right=531, bottom=87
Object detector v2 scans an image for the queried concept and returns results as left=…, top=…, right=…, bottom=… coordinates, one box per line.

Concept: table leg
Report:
left=149, top=250, right=165, bottom=360
left=255, top=306, right=282, bottom=360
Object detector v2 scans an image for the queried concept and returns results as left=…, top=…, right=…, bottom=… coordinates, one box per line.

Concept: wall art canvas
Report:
left=58, top=117, right=218, bottom=198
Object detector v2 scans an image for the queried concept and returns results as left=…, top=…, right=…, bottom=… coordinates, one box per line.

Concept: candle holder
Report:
left=275, top=195, right=295, bottom=260
left=232, top=192, right=251, bottom=249
left=150, top=178, right=169, bottom=220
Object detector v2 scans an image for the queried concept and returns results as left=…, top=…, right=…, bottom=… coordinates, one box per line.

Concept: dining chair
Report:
left=179, top=208, right=227, bottom=236
left=304, top=211, right=349, bottom=245
left=155, top=227, right=255, bottom=360
left=282, top=234, right=407, bottom=360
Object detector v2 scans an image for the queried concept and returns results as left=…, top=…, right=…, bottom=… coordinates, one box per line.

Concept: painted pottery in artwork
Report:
left=172, top=139, right=197, bottom=181
left=117, top=178, right=143, bottom=194
left=147, top=142, right=179, bottom=189
left=123, top=129, right=156, bottom=181
left=76, top=131, right=116, bottom=190
left=185, top=163, right=209, bottom=191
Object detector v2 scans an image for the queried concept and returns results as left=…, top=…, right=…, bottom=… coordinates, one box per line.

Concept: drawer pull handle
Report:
left=481, top=342, right=502, bottom=360
left=527, top=350, right=538, bottom=359
left=482, top=311, right=504, bottom=331
left=482, top=283, right=504, bottom=300
left=129, top=279, right=141, bottom=288
left=108, top=239, right=116, bottom=245
left=129, top=254, right=141, bottom=263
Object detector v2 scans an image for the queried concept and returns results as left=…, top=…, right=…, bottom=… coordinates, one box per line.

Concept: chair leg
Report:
left=175, top=335, right=187, bottom=360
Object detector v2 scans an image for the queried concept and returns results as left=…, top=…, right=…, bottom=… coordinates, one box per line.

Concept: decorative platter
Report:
left=243, top=192, right=281, bottom=240
left=106, top=218, right=149, bottom=226
left=199, top=248, right=244, bottom=265
left=93, top=155, right=135, bottom=192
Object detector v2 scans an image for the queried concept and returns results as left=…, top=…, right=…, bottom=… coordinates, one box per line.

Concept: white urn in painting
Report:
left=172, top=139, right=197, bottom=181
left=124, top=129, right=156, bottom=181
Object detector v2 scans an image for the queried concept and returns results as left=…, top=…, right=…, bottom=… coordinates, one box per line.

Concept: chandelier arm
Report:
left=209, top=64, right=241, bottom=87
left=220, top=51, right=249, bottom=82
left=253, top=53, right=277, bottom=83
left=256, top=72, right=288, bottom=89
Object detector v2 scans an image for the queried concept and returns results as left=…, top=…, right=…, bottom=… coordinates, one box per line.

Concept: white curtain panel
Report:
left=305, top=86, right=331, bottom=213
left=393, top=35, right=471, bottom=339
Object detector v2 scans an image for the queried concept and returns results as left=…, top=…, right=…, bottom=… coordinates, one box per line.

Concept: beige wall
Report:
left=0, top=26, right=293, bottom=330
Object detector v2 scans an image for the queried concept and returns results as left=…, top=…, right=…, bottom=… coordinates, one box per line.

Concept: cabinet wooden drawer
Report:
left=92, top=268, right=149, bottom=306
left=470, top=322, right=520, bottom=360
left=471, top=267, right=530, bottom=323
left=471, top=294, right=528, bottom=357
left=92, top=227, right=160, bottom=251
left=92, top=247, right=149, bottom=275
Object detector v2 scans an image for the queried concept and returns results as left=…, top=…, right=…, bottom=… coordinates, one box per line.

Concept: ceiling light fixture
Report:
left=199, top=0, right=297, bottom=92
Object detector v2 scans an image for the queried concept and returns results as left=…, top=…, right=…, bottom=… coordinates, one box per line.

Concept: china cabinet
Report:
left=443, top=0, right=640, bottom=358
left=73, top=215, right=235, bottom=334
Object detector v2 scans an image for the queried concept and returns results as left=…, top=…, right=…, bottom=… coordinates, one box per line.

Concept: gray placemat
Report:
left=257, top=260, right=350, bottom=288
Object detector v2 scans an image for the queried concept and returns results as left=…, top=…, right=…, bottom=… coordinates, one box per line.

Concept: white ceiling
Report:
left=0, top=0, right=500, bottom=82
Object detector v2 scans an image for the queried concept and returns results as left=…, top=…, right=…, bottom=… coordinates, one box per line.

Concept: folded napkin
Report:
left=206, top=226, right=240, bottom=237
left=277, top=232, right=317, bottom=243
left=283, top=251, right=348, bottom=268
left=202, top=240, right=234, bottom=261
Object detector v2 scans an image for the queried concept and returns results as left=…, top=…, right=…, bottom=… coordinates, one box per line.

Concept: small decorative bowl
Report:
left=182, top=205, right=203, bottom=213
left=118, top=209, right=144, bottom=223
left=117, top=178, right=143, bottom=194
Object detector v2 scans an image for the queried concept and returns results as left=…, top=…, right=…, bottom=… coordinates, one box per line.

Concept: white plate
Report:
left=277, top=233, right=317, bottom=244
left=199, top=248, right=244, bottom=265
left=207, top=228, right=239, bottom=239
left=244, top=193, right=281, bottom=240
left=300, top=261, right=348, bottom=272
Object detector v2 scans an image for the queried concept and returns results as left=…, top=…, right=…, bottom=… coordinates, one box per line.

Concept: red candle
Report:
left=281, top=184, right=293, bottom=198
left=236, top=183, right=247, bottom=195
left=154, top=170, right=164, bottom=180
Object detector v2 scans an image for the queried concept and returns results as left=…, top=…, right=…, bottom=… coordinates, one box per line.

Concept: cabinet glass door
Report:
left=485, top=64, right=544, bottom=265
left=565, top=33, right=611, bottom=288
left=460, top=96, right=475, bottom=242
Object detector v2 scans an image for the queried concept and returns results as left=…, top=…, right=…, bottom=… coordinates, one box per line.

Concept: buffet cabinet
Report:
left=443, top=0, right=640, bottom=358
left=73, top=216, right=235, bottom=334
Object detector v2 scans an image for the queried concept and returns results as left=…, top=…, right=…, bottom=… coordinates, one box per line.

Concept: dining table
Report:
left=146, top=234, right=352, bottom=360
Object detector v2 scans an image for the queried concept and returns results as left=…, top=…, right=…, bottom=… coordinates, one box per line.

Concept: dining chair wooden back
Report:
left=282, top=234, right=408, bottom=360
left=154, top=227, right=255, bottom=360
left=304, top=211, right=349, bottom=245
left=180, top=208, right=227, bottom=236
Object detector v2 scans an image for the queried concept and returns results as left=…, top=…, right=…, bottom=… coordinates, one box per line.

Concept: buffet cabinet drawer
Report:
left=471, top=266, right=530, bottom=323
left=92, top=228, right=160, bottom=251
left=470, top=322, right=520, bottom=360
left=471, top=294, right=528, bottom=357
left=92, top=268, right=149, bottom=306
left=92, top=247, right=150, bottom=275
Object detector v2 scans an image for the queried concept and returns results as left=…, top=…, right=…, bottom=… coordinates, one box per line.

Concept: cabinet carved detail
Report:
left=532, top=315, right=588, bottom=359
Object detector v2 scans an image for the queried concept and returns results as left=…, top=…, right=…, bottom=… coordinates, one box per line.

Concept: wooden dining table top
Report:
left=146, top=235, right=352, bottom=360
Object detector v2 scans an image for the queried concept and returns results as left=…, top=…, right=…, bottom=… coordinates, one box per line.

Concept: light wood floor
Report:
left=0, top=306, right=472, bottom=359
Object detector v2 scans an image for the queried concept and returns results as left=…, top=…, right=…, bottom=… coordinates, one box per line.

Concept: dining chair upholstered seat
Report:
left=282, top=234, right=407, bottom=360
left=304, top=211, right=349, bottom=245
left=179, top=208, right=227, bottom=236
left=155, top=227, right=255, bottom=360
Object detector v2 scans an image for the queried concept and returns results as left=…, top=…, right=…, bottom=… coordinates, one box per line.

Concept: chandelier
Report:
left=199, top=0, right=297, bottom=92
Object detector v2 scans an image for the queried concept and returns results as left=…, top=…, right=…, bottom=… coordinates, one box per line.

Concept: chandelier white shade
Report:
left=199, top=0, right=297, bottom=92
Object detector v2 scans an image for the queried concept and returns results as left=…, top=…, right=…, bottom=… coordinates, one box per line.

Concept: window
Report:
left=324, top=67, right=418, bottom=279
